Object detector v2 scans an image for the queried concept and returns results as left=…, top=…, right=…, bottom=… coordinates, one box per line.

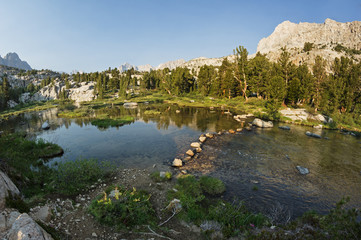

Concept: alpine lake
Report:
left=1, top=102, right=360, bottom=219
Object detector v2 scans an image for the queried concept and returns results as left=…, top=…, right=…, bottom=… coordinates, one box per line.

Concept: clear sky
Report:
left=0, top=0, right=360, bottom=73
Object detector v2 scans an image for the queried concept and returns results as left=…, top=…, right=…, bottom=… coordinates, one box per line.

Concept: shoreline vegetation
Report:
left=1, top=91, right=361, bottom=134
left=0, top=131, right=360, bottom=239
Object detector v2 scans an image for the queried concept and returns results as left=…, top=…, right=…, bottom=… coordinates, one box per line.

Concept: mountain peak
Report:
left=0, top=52, right=32, bottom=70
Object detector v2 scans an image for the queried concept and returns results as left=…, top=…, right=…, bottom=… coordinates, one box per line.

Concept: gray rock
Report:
left=123, top=102, right=138, bottom=108
left=41, top=121, right=50, bottom=130
left=31, top=205, right=52, bottom=222
left=0, top=170, right=20, bottom=211
left=279, top=126, right=291, bottom=130
left=305, top=131, right=321, bottom=138
left=159, top=171, right=166, bottom=178
left=296, top=166, right=310, bottom=175
left=252, top=118, right=274, bottom=128
left=7, top=100, right=18, bottom=108
left=5, top=212, right=53, bottom=240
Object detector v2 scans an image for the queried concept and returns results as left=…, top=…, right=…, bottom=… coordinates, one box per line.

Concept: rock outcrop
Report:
left=0, top=170, right=20, bottom=211
left=257, top=19, right=361, bottom=69
left=27, top=81, right=95, bottom=103
left=1, top=210, right=53, bottom=240
left=252, top=118, right=274, bottom=128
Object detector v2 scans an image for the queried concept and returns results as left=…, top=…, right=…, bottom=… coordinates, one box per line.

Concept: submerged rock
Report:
left=205, top=133, right=214, bottom=138
left=296, top=166, right=310, bottom=175
left=305, top=131, right=321, bottom=138
left=252, top=118, right=274, bottom=128
left=279, top=126, right=291, bottom=130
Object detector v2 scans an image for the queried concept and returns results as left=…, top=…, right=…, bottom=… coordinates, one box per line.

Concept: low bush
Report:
left=88, top=186, right=155, bottom=229
left=199, top=176, right=226, bottom=195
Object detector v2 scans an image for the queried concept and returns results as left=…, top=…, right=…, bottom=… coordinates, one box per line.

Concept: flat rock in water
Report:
left=205, top=133, right=214, bottom=138
left=196, top=147, right=202, bottom=153
left=305, top=131, right=321, bottom=138
left=190, top=142, right=201, bottom=148
left=252, top=118, right=274, bottom=128
left=229, top=129, right=235, bottom=134
left=186, top=149, right=195, bottom=157
left=172, top=158, right=183, bottom=167
left=184, top=156, right=192, bottom=161
left=199, top=136, right=207, bottom=143
left=236, top=128, right=243, bottom=132
left=279, top=126, right=291, bottom=130
left=296, top=166, right=310, bottom=175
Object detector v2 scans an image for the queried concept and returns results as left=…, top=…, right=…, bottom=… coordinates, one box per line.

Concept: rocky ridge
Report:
left=257, top=18, right=361, bottom=68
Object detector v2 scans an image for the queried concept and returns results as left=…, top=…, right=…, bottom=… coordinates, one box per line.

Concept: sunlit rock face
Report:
left=256, top=19, right=361, bottom=70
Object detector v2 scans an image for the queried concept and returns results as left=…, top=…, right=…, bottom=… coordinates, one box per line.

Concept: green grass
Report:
left=53, top=158, right=115, bottom=195
left=143, top=110, right=162, bottom=115
left=90, top=116, right=134, bottom=128
left=0, top=101, right=57, bottom=119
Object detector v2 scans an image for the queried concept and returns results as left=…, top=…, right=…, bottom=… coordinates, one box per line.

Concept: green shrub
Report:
left=88, top=186, right=155, bottom=228
left=199, top=176, right=226, bottom=195
left=208, top=201, right=268, bottom=237
left=53, top=158, right=114, bottom=195
left=5, top=192, right=30, bottom=213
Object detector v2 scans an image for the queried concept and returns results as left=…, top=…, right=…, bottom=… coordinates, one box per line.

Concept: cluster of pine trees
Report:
left=83, top=46, right=360, bottom=118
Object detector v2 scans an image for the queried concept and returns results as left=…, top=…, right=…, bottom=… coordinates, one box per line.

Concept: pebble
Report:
left=92, top=232, right=97, bottom=237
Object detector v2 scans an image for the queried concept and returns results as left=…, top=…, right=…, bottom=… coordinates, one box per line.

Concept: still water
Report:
left=1, top=103, right=360, bottom=218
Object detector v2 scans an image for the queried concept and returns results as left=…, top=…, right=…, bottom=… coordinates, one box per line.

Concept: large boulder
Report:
left=0, top=170, right=20, bottom=211
left=252, top=118, right=274, bottom=128
left=3, top=211, right=53, bottom=240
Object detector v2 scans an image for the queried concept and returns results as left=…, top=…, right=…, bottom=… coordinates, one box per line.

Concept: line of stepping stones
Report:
left=172, top=128, right=244, bottom=168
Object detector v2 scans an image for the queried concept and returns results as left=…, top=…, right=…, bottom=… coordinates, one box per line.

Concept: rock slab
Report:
left=252, top=118, right=274, bottom=128
left=0, top=170, right=20, bottom=211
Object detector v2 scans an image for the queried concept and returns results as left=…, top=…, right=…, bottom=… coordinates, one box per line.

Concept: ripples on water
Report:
left=1, top=104, right=360, bottom=218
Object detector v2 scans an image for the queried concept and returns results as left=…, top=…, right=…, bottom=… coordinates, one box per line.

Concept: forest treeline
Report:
left=1, top=46, right=361, bottom=122
left=88, top=46, right=361, bottom=119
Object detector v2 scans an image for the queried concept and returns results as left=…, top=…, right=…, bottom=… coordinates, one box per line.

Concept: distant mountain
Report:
left=0, top=52, right=32, bottom=70
left=118, top=62, right=135, bottom=72
left=156, top=59, right=186, bottom=70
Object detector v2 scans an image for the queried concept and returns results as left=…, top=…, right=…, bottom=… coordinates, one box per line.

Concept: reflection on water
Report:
left=1, top=103, right=360, bottom=218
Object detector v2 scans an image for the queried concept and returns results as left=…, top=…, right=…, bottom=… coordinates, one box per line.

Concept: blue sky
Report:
left=0, top=0, right=360, bottom=73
